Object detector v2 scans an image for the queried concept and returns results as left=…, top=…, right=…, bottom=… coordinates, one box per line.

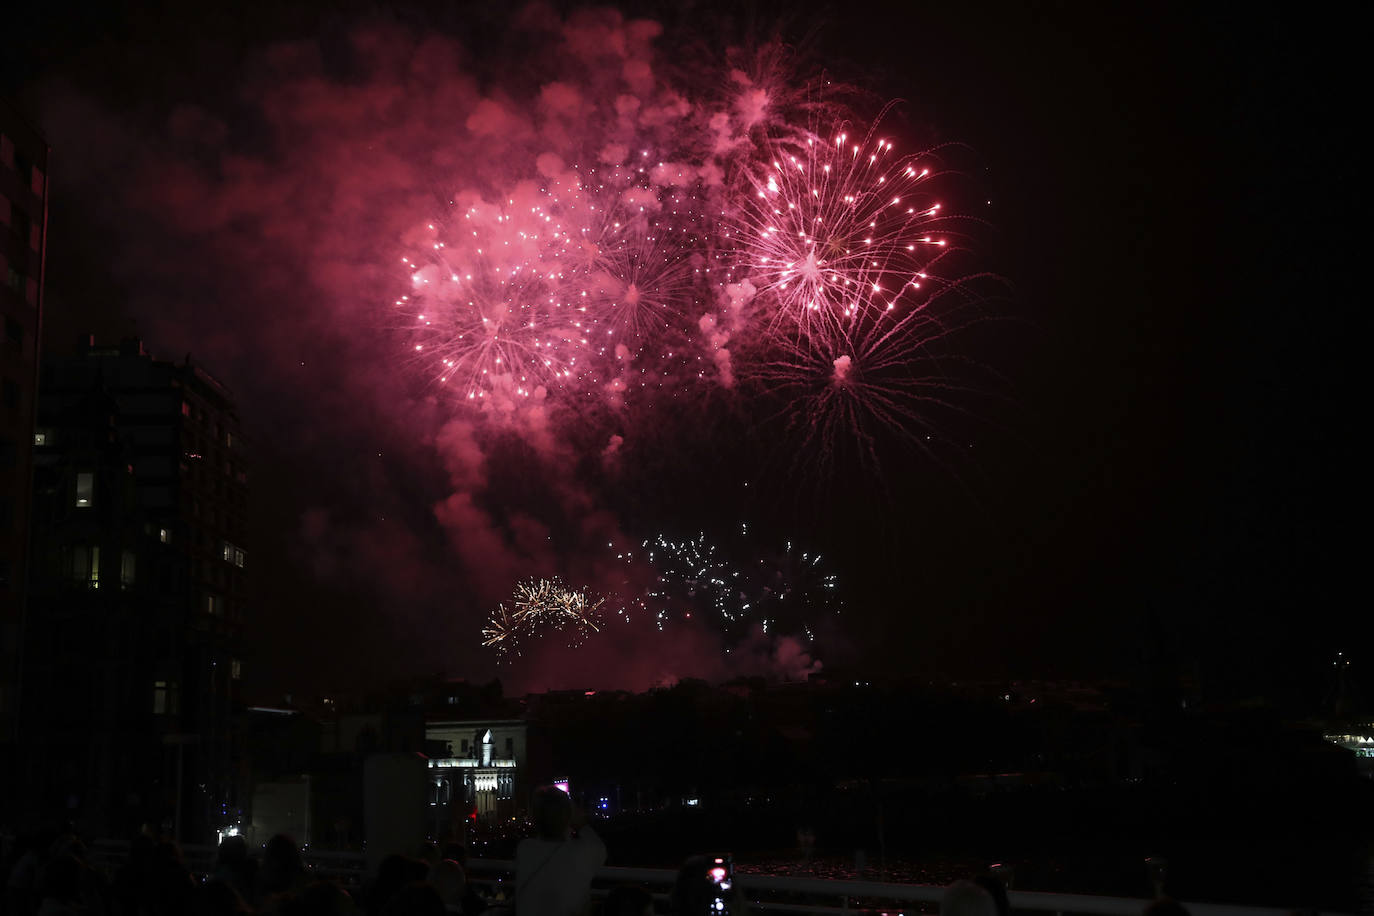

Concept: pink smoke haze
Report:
left=37, top=5, right=992, bottom=692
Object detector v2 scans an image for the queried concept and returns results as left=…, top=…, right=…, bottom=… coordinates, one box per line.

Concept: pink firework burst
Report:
left=399, top=208, right=593, bottom=404
left=731, top=126, right=954, bottom=340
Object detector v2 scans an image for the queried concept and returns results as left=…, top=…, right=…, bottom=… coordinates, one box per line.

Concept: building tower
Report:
left=0, top=98, right=49, bottom=786
left=21, top=338, right=248, bottom=841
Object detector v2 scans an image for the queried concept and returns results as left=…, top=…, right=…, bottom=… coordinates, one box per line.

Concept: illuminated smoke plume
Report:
left=40, top=4, right=994, bottom=691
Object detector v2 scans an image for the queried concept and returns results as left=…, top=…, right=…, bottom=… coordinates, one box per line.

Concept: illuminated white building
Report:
left=426, top=718, right=526, bottom=822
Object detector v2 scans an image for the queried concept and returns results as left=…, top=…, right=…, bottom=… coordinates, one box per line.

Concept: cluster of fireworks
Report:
left=394, top=69, right=983, bottom=457
left=388, top=24, right=992, bottom=664
left=614, top=524, right=841, bottom=641
left=482, top=525, right=841, bottom=661
left=482, top=578, right=605, bottom=658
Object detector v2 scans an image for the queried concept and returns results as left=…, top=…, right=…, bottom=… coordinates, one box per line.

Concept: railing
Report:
left=84, top=842, right=1347, bottom=916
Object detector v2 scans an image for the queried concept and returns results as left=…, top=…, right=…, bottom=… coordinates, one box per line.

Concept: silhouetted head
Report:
left=531, top=785, right=573, bottom=841
left=380, top=882, right=444, bottom=916
left=217, top=835, right=249, bottom=865
left=972, top=876, right=1009, bottom=916
left=1144, top=899, right=1191, bottom=916
left=670, top=857, right=714, bottom=916
left=40, top=854, right=84, bottom=904
left=941, top=881, right=998, bottom=916
left=605, top=884, right=655, bottom=916
left=197, top=879, right=251, bottom=915
left=430, top=860, right=466, bottom=907
left=299, top=880, right=361, bottom=916
left=265, top=834, right=303, bottom=872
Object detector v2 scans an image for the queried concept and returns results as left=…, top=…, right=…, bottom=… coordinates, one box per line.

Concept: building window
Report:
left=75, top=472, right=94, bottom=508
left=159, top=527, right=170, bottom=544
left=206, top=594, right=223, bottom=616
left=33, top=430, right=48, bottom=446
left=121, top=550, right=136, bottom=588
left=70, top=545, right=100, bottom=588
left=152, top=681, right=179, bottom=715
left=222, top=540, right=245, bottom=568
left=231, top=659, right=241, bottom=680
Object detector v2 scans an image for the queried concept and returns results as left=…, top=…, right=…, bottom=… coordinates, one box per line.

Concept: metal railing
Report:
left=83, top=842, right=1346, bottom=916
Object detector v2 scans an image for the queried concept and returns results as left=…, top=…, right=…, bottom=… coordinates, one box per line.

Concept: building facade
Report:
left=426, top=718, right=527, bottom=828
left=0, top=98, right=48, bottom=770
left=20, top=338, right=247, bottom=841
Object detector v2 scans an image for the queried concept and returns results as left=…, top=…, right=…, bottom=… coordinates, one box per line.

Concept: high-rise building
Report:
left=0, top=98, right=49, bottom=771
left=20, top=338, right=248, bottom=841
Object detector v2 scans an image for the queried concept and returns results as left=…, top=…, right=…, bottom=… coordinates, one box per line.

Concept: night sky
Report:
left=4, top=1, right=1365, bottom=704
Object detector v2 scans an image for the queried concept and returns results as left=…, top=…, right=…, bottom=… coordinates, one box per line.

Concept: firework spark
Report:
left=484, top=578, right=605, bottom=658
left=610, top=524, right=841, bottom=645
left=730, top=127, right=953, bottom=341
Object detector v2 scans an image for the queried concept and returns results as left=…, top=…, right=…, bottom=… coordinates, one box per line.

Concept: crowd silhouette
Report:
left=1, top=790, right=1195, bottom=916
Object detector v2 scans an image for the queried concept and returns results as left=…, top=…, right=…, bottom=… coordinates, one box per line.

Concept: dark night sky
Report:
left=3, top=1, right=1365, bottom=704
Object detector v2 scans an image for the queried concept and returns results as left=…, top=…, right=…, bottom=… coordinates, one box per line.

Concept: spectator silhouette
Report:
left=368, top=856, right=429, bottom=916
left=215, top=836, right=259, bottom=906
left=603, top=885, right=653, bottom=916
left=380, top=882, right=444, bottom=916
left=109, top=833, right=156, bottom=916
left=36, top=853, right=85, bottom=916
left=1143, top=899, right=1191, bottom=916
left=430, top=860, right=468, bottom=914
left=514, top=787, right=606, bottom=916
left=435, top=846, right=485, bottom=916
left=196, top=879, right=252, bottom=916
left=971, top=876, right=1008, bottom=916
left=146, top=840, right=197, bottom=916
left=670, top=857, right=742, bottom=916
left=6, top=831, right=50, bottom=916
left=940, top=881, right=998, bottom=916
left=294, top=880, right=362, bottom=916
left=258, top=835, right=309, bottom=902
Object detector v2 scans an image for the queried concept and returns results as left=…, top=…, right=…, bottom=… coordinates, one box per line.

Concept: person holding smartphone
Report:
left=670, top=856, right=743, bottom=916
left=515, top=786, right=607, bottom=916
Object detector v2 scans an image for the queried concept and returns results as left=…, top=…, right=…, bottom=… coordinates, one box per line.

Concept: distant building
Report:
left=426, top=719, right=527, bottom=828
left=19, top=338, right=247, bottom=841
left=0, top=97, right=49, bottom=773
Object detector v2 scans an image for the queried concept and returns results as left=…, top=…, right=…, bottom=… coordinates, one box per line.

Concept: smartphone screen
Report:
left=707, top=856, right=733, bottom=916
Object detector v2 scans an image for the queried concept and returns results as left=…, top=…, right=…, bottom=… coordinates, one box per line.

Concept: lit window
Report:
left=159, top=528, right=170, bottom=544
left=70, top=545, right=100, bottom=588
left=206, top=594, right=223, bottom=616
left=233, top=548, right=245, bottom=569
left=222, top=541, right=234, bottom=562
left=153, top=681, right=167, bottom=715
left=121, top=550, right=136, bottom=588
left=33, top=431, right=47, bottom=446
left=75, top=472, right=94, bottom=508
